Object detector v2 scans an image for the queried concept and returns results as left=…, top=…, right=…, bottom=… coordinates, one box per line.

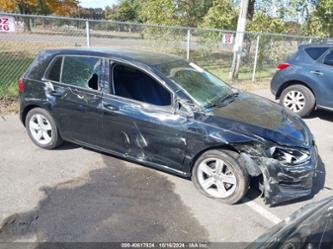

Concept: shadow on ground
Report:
left=0, top=154, right=209, bottom=243
left=307, top=109, right=333, bottom=122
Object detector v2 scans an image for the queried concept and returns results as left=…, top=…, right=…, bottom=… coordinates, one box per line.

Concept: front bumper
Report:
left=252, top=145, right=318, bottom=206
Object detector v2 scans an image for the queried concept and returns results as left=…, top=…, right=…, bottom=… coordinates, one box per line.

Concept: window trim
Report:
left=42, top=54, right=105, bottom=94
left=321, top=49, right=333, bottom=67
left=107, top=58, right=175, bottom=109
left=43, top=55, right=63, bottom=83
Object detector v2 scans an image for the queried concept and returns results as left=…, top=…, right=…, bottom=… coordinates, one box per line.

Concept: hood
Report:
left=246, top=196, right=333, bottom=248
left=203, top=92, right=311, bottom=148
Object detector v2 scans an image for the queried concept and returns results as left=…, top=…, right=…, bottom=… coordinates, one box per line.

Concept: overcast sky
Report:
left=79, top=0, right=118, bottom=9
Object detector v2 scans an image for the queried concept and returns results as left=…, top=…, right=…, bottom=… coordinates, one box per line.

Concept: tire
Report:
left=280, top=85, right=315, bottom=117
left=25, top=108, right=63, bottom=149
left=192, top=150, right=249, bottom=204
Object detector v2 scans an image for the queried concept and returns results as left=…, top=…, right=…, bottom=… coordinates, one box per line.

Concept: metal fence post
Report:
left=86, top=20, right=90, bottom=47
left=252, top=33, right=261, bottom=82
left=186, top=29, right=191, bottom=61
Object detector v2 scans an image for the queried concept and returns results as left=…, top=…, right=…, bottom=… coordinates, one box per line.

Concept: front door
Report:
left=315, top=49, right=333, bottom=108
left=101, top=61, right=188, bottom=171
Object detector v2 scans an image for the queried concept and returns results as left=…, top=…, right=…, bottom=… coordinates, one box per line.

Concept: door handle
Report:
left=48, top=88, right=66, bottom=97
left=310, top=70, right=324, bottom=76
left=49, top=90, right=65, bottom=97
left=103, top=103, right=119, bottom=111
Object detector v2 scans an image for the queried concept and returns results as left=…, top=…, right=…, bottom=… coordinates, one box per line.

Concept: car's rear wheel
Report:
left=25, top=108, right=63, bottom=149
left=280, top=85, right=315, bottom=117
left=192, top=150, right=249, bottom=204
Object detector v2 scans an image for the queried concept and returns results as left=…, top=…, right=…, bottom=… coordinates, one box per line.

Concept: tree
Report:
left=106, top=0, right=141, bottom=22
left=201, top=0, right=237, bottom=30
left=247, top=13, right=286, bottom=33
left=304, top=0, right=333, bottom=37
left=139, top=0, right=182, bottom=26
left=177, top=0, right=214, bottom=27
left=0, top=0, right=79, bottom=31
left=0, top=0, right=79, bottom=16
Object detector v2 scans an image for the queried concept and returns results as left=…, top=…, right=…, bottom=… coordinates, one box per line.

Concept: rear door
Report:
left=43, top=55, right=104, bottom=145
left=311, top=49, right=333, bottom=108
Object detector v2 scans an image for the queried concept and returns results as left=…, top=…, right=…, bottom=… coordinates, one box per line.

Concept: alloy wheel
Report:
left=197, top=158, right=237, bottom=198
left=29, top=114, right=53, bottom=145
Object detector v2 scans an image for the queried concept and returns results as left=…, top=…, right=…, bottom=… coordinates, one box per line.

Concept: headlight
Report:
left=267, top=146, right=311, bottom=165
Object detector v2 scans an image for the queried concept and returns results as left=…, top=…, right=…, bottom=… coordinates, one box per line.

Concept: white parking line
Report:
left=244, top=198, right=282, bottom=225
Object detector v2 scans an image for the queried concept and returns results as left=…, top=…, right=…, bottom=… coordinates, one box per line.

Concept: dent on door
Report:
left=102, top=96, right=189, bottom=173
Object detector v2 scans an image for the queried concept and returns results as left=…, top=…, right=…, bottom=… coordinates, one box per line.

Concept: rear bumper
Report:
left=270, top=69, right=288, bottom=99
left=18, top=96, right=25, bottom=125
left=254, top=145, right=318, bottom=206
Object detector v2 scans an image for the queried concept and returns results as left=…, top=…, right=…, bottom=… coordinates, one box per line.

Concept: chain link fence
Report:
left=0, top=13, right=325, bottom=97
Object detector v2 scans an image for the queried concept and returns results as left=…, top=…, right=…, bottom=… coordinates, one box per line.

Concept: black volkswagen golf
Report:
left=19, top=48, right=318, bottom=205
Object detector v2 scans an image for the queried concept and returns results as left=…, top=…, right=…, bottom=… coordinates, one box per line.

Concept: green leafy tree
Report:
left=304, top=0, right=333, bottom=37
left=106, top=0, right=141, bottom=22
left=201, top=0, right=237, bottom=30
left=177, top=0, right=213, bottom=27
left=247, top=12, right=286, bottom=33
left=139, top=0, right=182, bottom=26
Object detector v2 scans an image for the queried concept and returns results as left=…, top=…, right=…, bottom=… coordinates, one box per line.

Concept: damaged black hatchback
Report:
left=19, top=49, right=318, bottom=205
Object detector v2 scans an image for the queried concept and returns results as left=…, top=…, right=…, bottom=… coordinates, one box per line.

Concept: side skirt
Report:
left=317, top=104, right=333, bottom=112
left=65, top=138, right=191, bottom=179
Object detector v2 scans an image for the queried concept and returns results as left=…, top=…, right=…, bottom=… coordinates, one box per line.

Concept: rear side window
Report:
left=305, top=47, right=329, bottom=60
left=61, top=56, right=101, bottom=90
left=323, top=51, right=333, bottom=66
left=112, top=64, right=171, bottom=106
left=44, top=56, right=63, bottom=82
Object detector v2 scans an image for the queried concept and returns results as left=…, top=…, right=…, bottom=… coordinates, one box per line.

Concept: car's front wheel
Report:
left=280, top=85, right=315, bottom=117
left=192, top=150, right=249, bottom=204
left=25, top=108, right=63, bottom=149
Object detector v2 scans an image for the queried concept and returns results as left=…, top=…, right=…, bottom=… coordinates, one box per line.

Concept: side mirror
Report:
left=174, top=98, right=194, bottom=117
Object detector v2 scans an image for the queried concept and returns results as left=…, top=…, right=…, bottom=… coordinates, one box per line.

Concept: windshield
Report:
left=156, top=60, right=232, bottom=107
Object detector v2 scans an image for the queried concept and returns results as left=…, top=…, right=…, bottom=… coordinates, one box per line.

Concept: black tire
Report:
left=192, top=150, right=249, bottom=204
left=25, top=108, right=63, bottom=149
left=280, top=85, right=315, bottom=117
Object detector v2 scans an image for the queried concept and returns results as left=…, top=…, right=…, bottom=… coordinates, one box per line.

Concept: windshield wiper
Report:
left=204, top=90, right=240, bottom=109
left=218, top=90, right=239, bottom=105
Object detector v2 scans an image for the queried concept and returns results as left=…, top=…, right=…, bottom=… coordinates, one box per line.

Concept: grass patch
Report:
left=0, top=53, right=34, bottom=97
left=0, top=40, right=76, bottom=98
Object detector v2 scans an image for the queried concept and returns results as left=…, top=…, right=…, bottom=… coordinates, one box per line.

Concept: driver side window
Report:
left=111, top=63, right=172, bottom=106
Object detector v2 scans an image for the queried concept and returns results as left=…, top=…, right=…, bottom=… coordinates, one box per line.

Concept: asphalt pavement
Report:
left=0, top=89, right=332, bottom=243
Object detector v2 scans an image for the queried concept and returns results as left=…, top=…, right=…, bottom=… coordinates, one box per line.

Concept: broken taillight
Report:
left=18, top=79, right=24, bottom=93
left=276, top=63, right=290, bottom=71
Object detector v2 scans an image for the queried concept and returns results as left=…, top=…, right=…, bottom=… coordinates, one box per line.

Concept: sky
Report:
left=79, top=0, right=119, bottom=9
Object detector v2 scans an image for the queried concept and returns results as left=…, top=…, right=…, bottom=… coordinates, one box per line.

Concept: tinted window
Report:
left=305, top=47, right=329, bottom=60
left=44, top=56, right=62, bottom=82
left=61, top=56, right=101, bottom=90
left=323, top=51, right=333, bottom=66
left=112, top=64, right=171, bottom=106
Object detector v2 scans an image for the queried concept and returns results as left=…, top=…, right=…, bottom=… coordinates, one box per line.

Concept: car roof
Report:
left=43, top=48, right=182, bottom=66
left=299, top=43, right=333, bottom=50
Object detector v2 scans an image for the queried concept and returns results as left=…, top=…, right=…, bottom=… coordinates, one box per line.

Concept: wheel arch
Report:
left=276, top=80, right=316, bottom=100
left=22, top=104, right=42, bottom=126
left=189, top=144, right=239, bottom=173
left=22, top=103, right=52, bottom=126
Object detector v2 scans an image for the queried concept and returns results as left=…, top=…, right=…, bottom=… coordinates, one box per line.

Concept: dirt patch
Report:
left=0, top=155, right=208, bottom=242
left=0, top=97, right=19, bottom=115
